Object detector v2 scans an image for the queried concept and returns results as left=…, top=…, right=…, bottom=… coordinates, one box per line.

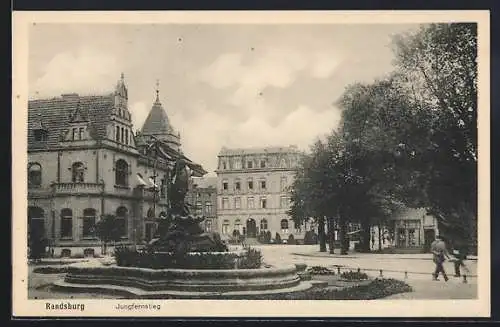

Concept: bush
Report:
left=33, top=266, right=69, bottom=274
left=237, top=247, right=262, bottom=269
left=307, top=266, right=335, bottom=275
left=113, top=245, right=262, bottom=270
left=340, top=270, right=369, bottom=281
left=304, top=231, right=318, bottom=245
left=288, top=234, right=295, bottom=245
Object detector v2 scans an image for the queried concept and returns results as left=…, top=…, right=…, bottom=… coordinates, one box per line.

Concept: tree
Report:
left=391, top=23, right=478, bottom=251
left=95, top=214, right=123, bottom=255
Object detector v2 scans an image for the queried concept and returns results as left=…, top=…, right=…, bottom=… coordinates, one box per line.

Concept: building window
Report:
left=116, top=126, right=120, bottom=142
left=147, top=208, right=155, bottom=219
left=78, top=127, right=84, bottom=140
left=115, top=159, right=129, bottom=186
left=72, top=128, right=77, bottom=140
left=120, top=127, right=125, bottom=143
left=222, top=220, right=230, bottom=235
left=260, top=219, right=268, bottom=230
left=222, top=181, right=228, bottom=191
left=247, top=197, right=254, bottom=209
left=234, top=219, right=242, bottom=234
left=280, top=158, right=287, bottom=168
left=234, top=159, right=241, bottom=169
left=234, top=197, right=241, bottom=209
left=247, top=161, right=253, bottom=169
left=116, top=206, right=128, bottom=238
left=82, top=208, right=96, bottom=238
left=260, top=160, right=266, bottom=168
left=195, top=201, right=202, bottom=215
left=280, top=176, right=287, bottom=191
left=222, top=197, right=229, bottom=210
left=71, top=162, right=85, bottom=183
left=60, top=208, right=73, bottom=239
left=28, top=163, right=42, bottom=187
left=281, top=219, right=289, bottom=234
left=125, top=129, right=129, bottom=145
left=205, top=219, right=213, bottom=232
left=396, top=220, right=421, bottom=248
left=205, top=201, right=213, bottom=215
left=247, top=178, right=254, bottom=190
left=222, top=161, right=227, bottom=170
left=280, top=196, right=288, bottom=208
left=294, top=221, right=302, bottom=233
left=34, top=129, right=48, bottom=142
left=235, top=179, right=241, bottom=191
left=260, top=179, right=267, bottom=190
left=260, top=197, right=267, bottom=209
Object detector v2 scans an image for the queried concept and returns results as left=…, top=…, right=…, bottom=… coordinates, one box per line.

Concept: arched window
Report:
left=71, top=162, right=85, bottom=183
left=147, top=207, right=155, bottom=219
left=280, top=158, right=287, bottom=168
left=260, top=219, right=268, bottom=231
left=115, top=159, right=129, bottom=186
left=116, top=126, right=120, bottom=142
left=222, top=219, right=230, bottom=235
left=82, top=208, right=96, bottom=238
left=116, top=206, right=128, bottom=237
left=28, top=163, right=42, bottom=187
left=280, top=219, right=289, bottom=234
left=60, top=208, right=73, bottom=239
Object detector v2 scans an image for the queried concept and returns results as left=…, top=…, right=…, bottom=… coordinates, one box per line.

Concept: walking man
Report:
left=431, top=235, right=450, bottom=281
left=451, top=241, right=470, bottom=277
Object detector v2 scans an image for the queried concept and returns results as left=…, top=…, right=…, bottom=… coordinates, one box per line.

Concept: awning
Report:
left=136, top=173, right=148, bottom=187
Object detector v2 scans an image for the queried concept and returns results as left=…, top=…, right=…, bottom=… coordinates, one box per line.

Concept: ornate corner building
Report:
left=27, top=74, right=202, bottom=257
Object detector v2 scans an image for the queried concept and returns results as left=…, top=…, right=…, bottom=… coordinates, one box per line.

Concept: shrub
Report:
left=304, top=231, right=318, bottom=245
left=307, top=266, right=335, bottom=275
left=275, top=233, right=281, bottom=244
left=33, top=266, right=69, bottom=274
left=288, top=234, right=295, bottom=245
left=340, top=270, right=369, bottom=281
left=237, top=247, right=262, bottom=269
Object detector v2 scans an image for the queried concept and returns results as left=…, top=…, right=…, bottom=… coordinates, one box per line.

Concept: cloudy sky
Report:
left=28, top=23, right=420, bottom=175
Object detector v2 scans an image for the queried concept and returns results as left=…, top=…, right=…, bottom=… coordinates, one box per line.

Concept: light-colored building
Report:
left=188, top=177, right=218, bottom=233
left=27, top=74, right=204, bottom=257
left=215, top=146, right=304, bottom=242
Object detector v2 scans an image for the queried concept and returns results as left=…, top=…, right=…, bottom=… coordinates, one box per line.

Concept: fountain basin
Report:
left=56, top=262, right=309, bottom=296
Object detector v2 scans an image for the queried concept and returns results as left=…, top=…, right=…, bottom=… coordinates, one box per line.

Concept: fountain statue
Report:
left=147, top=156, right=228, bottom=253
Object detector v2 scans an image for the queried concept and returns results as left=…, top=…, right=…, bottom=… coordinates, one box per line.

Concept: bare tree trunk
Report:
left=339, top=210, right=349, bottom=255
left=327, top=217, right=335, bottom=254
left=318, top=216, right=327, bottom=252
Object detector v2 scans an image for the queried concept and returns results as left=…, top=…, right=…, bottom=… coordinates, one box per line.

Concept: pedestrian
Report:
left=431, top=235, right=450, bottom=281
left=450, top=241, right=470, bottom=277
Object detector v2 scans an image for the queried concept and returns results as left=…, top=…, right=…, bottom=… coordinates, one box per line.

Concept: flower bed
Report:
left=307, top=266, right=335, bottom=275
left=339, top=270, right=369, bottom=281
left=33, top=266, right=69, bottom=274
left=114, top=246, right=262, bottom=270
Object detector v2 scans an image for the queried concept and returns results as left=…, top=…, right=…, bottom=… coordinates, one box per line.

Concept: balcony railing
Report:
left=51, top=182, right=105, bottom=195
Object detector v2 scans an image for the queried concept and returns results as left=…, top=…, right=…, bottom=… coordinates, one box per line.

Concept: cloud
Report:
left=31, top=47, right=121, bottom=97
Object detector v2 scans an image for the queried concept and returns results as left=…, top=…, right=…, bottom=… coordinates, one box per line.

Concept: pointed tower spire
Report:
left=155, top=79, right=160, bottom=103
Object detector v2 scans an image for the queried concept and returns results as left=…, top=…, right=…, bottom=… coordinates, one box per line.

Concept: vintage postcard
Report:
left=12, top=10, right=490, bottom=317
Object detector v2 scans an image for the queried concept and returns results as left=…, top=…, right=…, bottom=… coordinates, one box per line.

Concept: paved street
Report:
left=250, top=244, right=478, bottom=299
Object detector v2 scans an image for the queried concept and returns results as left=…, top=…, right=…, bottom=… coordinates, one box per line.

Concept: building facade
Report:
left=188, top=177, right=218, bottom=233
left=215, top=146, right=304, bottom=242
left=27, top=74, right=202, bottom=257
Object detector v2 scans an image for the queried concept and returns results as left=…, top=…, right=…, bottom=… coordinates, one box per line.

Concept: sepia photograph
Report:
left=12, top=11, right=490, bottom=317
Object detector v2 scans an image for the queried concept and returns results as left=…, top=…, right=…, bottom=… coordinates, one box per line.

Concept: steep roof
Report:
left=141, top=100, right=175, bottom=136
left=28, top=93, right=115, bottom=149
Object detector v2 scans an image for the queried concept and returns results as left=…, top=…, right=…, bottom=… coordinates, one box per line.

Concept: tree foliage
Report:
left=289, top=23, right=478, bottom=253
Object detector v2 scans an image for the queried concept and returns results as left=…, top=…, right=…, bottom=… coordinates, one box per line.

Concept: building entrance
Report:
left=246, top=218, right=257, bottom=238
